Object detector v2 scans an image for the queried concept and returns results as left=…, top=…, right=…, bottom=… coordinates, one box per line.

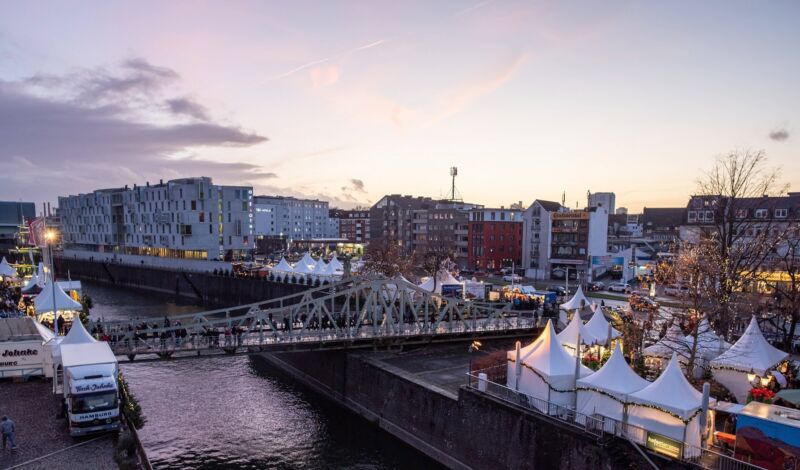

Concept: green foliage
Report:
left=79, top=293, right=93, bottom=323
left=118, top=373, right=146, bottom=430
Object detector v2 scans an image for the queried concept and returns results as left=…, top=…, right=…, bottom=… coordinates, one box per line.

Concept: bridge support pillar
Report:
left=157, top=351, right=173, bottom=360
left=126, top=354, right=136, bottom=362
left=223, top=347, right=237, bottom=355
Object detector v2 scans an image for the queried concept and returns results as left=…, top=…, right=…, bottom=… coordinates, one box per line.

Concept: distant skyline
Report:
left=1, top=0, right=798, bottom=212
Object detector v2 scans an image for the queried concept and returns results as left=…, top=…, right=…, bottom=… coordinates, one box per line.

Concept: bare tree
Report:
left=760, top=221, right=800, bottom=350
left=361, top=236, right=414, bottom=278
left=693, top=150, right=788, bottom=338
left=414, top=238, right=457, bottom=293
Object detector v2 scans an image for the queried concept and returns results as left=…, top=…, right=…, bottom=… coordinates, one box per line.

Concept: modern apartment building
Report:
left=549, top=207, right=608, bottom=281
left=58, top=177, right=254, bottom=262
left=329, top=208, right=370, bottom=243
left=421, top=202, right=479, bottom=268
left=521, top=200, right=562, bottom=280
left=467, top=207, right=523, bottom=271
left=253, top=196, right=337, bottom=241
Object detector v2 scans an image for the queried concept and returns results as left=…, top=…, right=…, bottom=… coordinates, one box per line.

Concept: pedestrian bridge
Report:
left=89, top=276, right=540, bottom=360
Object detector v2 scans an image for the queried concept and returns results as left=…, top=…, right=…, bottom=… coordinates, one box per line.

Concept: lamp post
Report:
left=44, top=229, right=59, bottom=336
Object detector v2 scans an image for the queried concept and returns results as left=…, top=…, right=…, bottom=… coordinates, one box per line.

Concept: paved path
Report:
left=0, top=381, right=117, bottom=470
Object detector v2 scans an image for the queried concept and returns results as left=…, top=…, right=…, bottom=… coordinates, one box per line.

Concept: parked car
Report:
left=502, top=274, right=522, bottom=282
left=607, top=282, right=632, bottom=293
left=630, top=293, right=660, bottom=312
left=587, top=281, right=605, bottom=291
left=664, top=284, right=690, bottom=297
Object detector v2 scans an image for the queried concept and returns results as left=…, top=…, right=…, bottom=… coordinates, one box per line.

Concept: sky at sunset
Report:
left=1, top=0, right=799, bottom=212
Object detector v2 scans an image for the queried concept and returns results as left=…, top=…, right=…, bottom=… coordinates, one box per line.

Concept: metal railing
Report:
left=466, top=367, right=765, bottom=470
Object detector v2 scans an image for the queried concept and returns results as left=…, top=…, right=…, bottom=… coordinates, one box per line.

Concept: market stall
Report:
left=627, top=353, right=706, bottom=458
left=583, top=306, right=621, bottom=347
left=643, top=323, right=689, bottom=372
left=507, top=319, right=592, bottom=414
left=710, top=316, right=788, bottom=404
left=556, top=312, right=599, bottom=355
left=33, top=277, right=83, bottom=325
left=269, top=257, right=294, bottom=280
left=560, top=285, right=591, bottom=311
left=576, top=342, right=650, bottom=431
left=0, top=257, right=17, bottom=279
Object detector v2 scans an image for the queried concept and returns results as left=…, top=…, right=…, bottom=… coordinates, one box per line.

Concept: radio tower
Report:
left=449, top=167, right=462, bottom=202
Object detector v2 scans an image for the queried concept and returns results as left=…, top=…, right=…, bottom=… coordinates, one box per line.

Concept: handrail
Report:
left=625, top=435, right=659, bottom=470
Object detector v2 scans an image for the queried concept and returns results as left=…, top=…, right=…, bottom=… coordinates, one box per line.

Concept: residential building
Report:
left=253, top=196, right=337, bottom=241
left=641, top=207, right=686, bottom=244
left=588, top=191, right=616, bottom=215
left=58, top=177, right=254, bottom=263
left=549, top=207, right=608, bottom=281
left=0, top=201, right=36, bottom=251
left=423, top=202, right=480, bottom=268
left=369, top=195, right=437, bottom=253
left=468, top=207, right=523, bottom=271
left=521, top=200, right=563, bottom=280
left=330, top=208, right=370, bottom=244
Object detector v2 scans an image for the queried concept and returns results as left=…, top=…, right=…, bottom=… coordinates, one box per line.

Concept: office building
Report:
left=467, top=207, right=523, bottom=271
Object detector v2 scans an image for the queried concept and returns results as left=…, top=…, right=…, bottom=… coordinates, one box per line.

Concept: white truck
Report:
left=60, top=343, right=121, bottom=436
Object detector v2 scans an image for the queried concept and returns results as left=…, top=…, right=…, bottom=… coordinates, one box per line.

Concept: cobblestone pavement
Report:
left=0, top=380, right=117, bottom=470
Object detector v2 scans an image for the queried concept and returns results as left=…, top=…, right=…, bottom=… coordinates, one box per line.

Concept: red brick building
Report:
left=468, top=208, right=523, bottom=270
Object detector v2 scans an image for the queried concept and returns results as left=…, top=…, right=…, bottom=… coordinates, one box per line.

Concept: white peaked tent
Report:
left=557, top=312, right=599, bottom=354
left=576, top=343, right=650, bottom=429
left=312, top=258, right=329, bottom=276
left=560, top=285, right=591, bottom=311
left=293, top=254, right=316, bottom=275
left=643, top=323, right=689, bottom=360
left=0, top=257, right=17, bottom=277
left=327, top=255, right=344, bottom=273
left=383, top=275, right=416, bottom=300
left=710, top=316, right=789, bottom=403
left=685, top=318, right=731, bottom=361
left=583, top=307, right=622, bottom=346
left=418, top=271, right=462, bottom=294
left=22, top=263, right=46, bottom=292
left=506, top=320, right=593, bottom=413
left=271, top=257, right=294, bottom=275
left=627, top=354, right=705, bottom=457
left=34, top=277, right=83, bottom=319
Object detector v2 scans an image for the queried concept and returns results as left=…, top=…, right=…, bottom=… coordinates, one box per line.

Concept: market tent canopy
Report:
left=557, top=312, right=599, bottom=352
left=516, top=319, right=592, bottom=379
left=271, top=257, right=294, bottom=273
left=560, top=286, right=590, bottom=311
left=312, top=258, right=328, bottom=275
left=710, top=316, right=788, bottom=376
left=418, top=271, right=462, bottom=294
left=643, top=324, right=689, bottom=359
left=629, top=353, right=703, bottom=420
left=577, top=342, right=650, bottom=398
left=327, top=255, right=344, bottom=273
left=294, top=254, right=316, bottom=274
left=685, top=318, right=731, bottom=361
left=0, top=257, right=16, bottom=277
left=583, top=308, right=621, bottom=345
left=34, top=278, right=83, bottom=314
left=59, top=319, right=97, bottom=346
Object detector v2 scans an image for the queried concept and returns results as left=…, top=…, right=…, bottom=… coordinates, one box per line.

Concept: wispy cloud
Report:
left=455, top=0, right=495, bottom=17
left=270, top=39, right=387, bottom=81
left=769, top=128, right=790, bottom=142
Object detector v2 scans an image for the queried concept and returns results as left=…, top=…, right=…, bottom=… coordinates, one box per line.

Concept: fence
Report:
left=466, top=367, right=764, bottom=470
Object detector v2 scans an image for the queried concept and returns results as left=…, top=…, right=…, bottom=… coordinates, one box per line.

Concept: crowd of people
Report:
left=0, top=281, right=23, bottom=318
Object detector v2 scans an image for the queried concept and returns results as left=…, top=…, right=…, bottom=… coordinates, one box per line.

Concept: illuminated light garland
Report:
left=507, top=358, right=578, bottom=393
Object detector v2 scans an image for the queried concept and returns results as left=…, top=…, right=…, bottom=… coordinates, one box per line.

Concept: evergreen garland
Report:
left=118, top=373, right=146, bottom=430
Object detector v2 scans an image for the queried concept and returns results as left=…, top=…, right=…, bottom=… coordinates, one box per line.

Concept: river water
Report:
left=84, top=281, right=440, bottom=469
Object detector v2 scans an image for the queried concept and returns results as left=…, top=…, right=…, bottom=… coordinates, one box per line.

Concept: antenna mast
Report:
left=449, top=166, right=462, bottom=202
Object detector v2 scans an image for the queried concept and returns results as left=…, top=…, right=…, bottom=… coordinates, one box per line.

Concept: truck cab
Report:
left=59, top=342, right=121, bottom=436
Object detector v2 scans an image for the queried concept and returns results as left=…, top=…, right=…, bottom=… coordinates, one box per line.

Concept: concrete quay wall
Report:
left=255, top=349, right=681, bottom=470
left=54, top=257, right=308, bottom=306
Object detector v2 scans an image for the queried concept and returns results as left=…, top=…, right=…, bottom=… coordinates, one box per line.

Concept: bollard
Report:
left=478, top=372, right=488, bottom=392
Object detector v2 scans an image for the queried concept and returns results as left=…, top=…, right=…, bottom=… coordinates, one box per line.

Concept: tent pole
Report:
left=573, top=333, right=582, bottom=409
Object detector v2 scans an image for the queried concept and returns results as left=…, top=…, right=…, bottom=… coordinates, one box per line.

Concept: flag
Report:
left=28, top=217, right=46, bottom=247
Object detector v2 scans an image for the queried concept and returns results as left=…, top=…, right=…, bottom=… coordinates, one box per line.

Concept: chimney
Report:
left=160, top=179, right=163, bottom=185
left=146, top=181, right=150, bottom=187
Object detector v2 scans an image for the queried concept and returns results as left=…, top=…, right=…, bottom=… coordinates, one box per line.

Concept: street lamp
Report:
left=44, top=229, right=59, bottom=336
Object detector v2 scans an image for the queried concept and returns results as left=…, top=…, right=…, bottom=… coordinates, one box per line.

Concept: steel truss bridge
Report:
left=89, top=276, right=539, bottom=361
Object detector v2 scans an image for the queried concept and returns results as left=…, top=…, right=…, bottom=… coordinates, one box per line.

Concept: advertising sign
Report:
left=0, top=342, right=43, bottom=370
left=464, top=282, right=486, bottom=300
left=591, top=256, right=625, bottom=267
left=645, top=432, right=683, bottom=459
left=441, top=284, right=464, bottom=299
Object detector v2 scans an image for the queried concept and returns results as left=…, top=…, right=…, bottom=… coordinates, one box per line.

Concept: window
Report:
left=688, top=211, right=698, bottom=223
left=704, top=211, right=714, bottom=222
left=736, top=209, right=747, bottom=219
left=755, top=209, right=767, bottom=219
left=775, top=209, right=788, bottom=218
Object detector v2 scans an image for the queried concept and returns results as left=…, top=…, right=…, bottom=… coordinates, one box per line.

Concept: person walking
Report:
left=1, top=416, right=16, bottom=450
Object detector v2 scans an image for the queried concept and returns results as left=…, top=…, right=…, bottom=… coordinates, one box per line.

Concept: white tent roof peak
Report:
left=560, top=286, right=590, bottom=311
left=557, top=312, right=598, bottom=350
left=272, top=257, right=294, bottom=273
left=60, top=318, right=98, bottom=346
left=294, top=254, right=316, bottom=274
left=0, top=257, right=16, bottom=277
left=577, top=342, right=650, bottom=397
left=629, top=353, right=703, bottom=419
left=643, top=323, right=689, bottom=359
left=710, top=316, right=788, bottom=375
left=313, top=258, right=328, bottom=275
left=519, top=320, right=592, bottom=377
left=418, top=270, right=462, bottom=294
left=584, top=308, right=621, bottom=344
left=34, top=276, right=83, bottom=313
left=685, top=318, right=731, bottom=360
left=327, top=255, right=344, bottom=272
